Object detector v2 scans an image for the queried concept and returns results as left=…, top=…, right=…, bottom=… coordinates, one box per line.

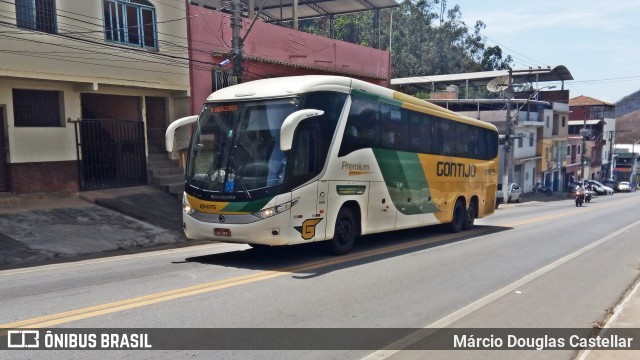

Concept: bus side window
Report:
left=409, top=111, right=430, bottom=153
left=381, top=103, right=406, bottom=150
left=434, top=121, right=450, bottom=155
left=338, top=95, right=378, bottom=156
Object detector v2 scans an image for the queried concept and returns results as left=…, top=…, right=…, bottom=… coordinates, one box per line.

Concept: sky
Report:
left=450, top=0, right=640, bottom=103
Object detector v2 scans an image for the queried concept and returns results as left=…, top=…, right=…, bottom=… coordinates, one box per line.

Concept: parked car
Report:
left=498, top=183, right=522, bottom=203
left=602, top=179, right=617, bottom=190
left=617, top=181, right=631, bottom=192
left=587, top=180, right=614, bottom=195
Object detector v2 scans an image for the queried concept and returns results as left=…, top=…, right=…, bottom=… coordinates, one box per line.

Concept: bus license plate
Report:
left=214, top=228, right=231, bottom=237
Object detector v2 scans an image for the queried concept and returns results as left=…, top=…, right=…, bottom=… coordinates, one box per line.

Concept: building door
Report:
left=145, top=96, right=167, bottom=154
left=77, top=94, right=146, bottom=190
left=0, top=108, right=8, bottom=192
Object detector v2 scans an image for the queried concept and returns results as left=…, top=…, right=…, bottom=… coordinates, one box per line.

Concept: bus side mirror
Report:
left=166, top=115, right=198, bottom=152
left=280, top=109, right=324, bottom=151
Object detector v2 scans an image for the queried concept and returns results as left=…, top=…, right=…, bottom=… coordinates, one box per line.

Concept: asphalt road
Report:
left=1, top=191, right=639, bottom=360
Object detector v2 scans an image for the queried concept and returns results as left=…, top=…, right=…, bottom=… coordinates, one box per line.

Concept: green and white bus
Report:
left=166, top=76, right=499, bottom=254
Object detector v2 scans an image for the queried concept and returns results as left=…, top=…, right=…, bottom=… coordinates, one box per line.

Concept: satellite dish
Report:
left=487, top=75, right=510, bottom=92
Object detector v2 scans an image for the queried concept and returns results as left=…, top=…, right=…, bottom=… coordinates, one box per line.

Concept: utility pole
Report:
left=231, top=0, right=243, bottom=84
left=501, top=69, right=514, bottom=190
left=608, top=130, right=615, bottom=179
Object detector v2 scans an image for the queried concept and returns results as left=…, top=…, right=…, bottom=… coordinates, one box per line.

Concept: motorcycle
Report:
left=532, top=182, right=553, bottom=196
left=575, top=187, right=585, bottom=207
left=584, top=188, right=592, bottom=203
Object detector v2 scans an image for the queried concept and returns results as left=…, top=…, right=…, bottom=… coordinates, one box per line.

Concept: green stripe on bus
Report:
left=372, top=149, right=440, bottom=215
left=222, top=197, right=274, bottom=213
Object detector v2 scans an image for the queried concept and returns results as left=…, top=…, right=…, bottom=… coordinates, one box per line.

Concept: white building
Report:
left=0, top=0, right=190, bottom=194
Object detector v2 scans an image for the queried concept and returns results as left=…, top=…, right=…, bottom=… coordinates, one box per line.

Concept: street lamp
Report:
left=533, top=85, right=557, bottom=101
left=579, top=119, right=590, bottom=182
left=518, top=85, right=557, bottom=122
left=632, top=139, right=639, bottom=189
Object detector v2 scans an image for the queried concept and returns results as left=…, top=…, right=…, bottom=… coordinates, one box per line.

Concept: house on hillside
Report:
left=567, top=95, right=616, bottom=182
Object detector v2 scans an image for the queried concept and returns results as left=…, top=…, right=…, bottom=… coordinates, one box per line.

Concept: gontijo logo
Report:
left=294, top=218, right=323, bottom=240
left=436, top=162, right=476, bottom=177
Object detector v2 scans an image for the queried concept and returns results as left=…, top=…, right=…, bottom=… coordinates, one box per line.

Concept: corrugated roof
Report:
left=391, top=65, right=574, bottom=88
left=569, top=95, right=615, bottom=107
left=195, top=0, right=399, bottom=21
left=568, top=119, right=606, bottom=126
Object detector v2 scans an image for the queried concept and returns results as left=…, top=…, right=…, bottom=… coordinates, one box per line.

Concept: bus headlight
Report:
left=252, top=198, right=299, bottom=219
left=183, top=203, right=196, bottom=215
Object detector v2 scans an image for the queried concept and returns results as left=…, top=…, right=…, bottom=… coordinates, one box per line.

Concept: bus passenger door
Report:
left=366, top=181, right=397, bottom=233
left=287, top=123, right=326, bottom=243
left=289, top=183, right=323, bottom=243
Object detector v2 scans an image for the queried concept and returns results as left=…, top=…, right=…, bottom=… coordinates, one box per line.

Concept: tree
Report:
left=297, top=0, right=513, bottom=80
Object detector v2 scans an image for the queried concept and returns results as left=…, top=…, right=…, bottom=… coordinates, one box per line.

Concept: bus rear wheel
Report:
left=448, top=200, right=464, bottom=233
left=463, top=200, right=476, bottom=230
left=328, top=207, right=357, bottom=255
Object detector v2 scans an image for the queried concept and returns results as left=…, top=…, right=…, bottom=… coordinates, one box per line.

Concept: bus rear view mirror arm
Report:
left=166, top=115, right=198, bottom=152
left=280, top=109, right=324, bottom=151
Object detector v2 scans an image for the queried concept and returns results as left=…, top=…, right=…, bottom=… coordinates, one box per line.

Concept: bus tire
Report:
left=328, top=207, right=357, bottom=255
left=448, top=199, right=464, bottom=233
left=463, top=200, right=476, bottom=230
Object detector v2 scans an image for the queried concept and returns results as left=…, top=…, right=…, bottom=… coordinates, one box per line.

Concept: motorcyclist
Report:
left=575, top=181, right=586, bottom=206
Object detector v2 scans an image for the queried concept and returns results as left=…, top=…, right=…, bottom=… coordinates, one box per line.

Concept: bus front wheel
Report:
left=328, top=207, right=357, bottom=255
left=448, top=200, right=464, bottom=233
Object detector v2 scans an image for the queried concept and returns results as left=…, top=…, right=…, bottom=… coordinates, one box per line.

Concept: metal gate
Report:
left=0, top=109, right=8, bottom=192
left=74, top=119, right=147, bottom=191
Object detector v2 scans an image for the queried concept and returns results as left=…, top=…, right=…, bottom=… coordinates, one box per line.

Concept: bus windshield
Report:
left=187, top=97, right=300, bottom=196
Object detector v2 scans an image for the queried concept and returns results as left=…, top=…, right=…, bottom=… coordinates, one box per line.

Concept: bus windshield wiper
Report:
left=200, top=152, right=222, bottom=187
left=228, top=152, right=251, bottom=199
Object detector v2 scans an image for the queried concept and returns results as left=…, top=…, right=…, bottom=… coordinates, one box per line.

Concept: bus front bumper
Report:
left=182, top=213, right=289, bottom=246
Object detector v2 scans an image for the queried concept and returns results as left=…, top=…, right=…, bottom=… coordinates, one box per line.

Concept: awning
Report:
left=195, top=0, right=399, bottom=21
left=515, top=156, right=542, bottom=165
left=568, top=120, right=605, bottom=126
left=391, top=65, right=574, bottom=89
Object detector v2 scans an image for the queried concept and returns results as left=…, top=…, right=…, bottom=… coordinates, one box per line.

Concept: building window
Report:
left=518, top=137, right=523, bottom=148
left=546, top=116, right=550, bottom=128
left=529, top=133, right=534, bottom=147
left=13, top=89, right=63, bottom=127
left=577, top=145, right=581, bottom=155
left=103, top=0, right=157, bottom=49
left=562, top=116, right=566, bottom=127
left=15, top=0, right=57, bottom=33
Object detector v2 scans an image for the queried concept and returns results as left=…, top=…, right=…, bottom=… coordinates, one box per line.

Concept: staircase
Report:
left=147, top=153, right=185, bottom=196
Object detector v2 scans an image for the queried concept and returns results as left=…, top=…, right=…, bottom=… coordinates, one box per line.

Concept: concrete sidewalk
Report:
left=580, top=279, right=640, bottom=359
left=0, top=186, right=190, bottom=270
